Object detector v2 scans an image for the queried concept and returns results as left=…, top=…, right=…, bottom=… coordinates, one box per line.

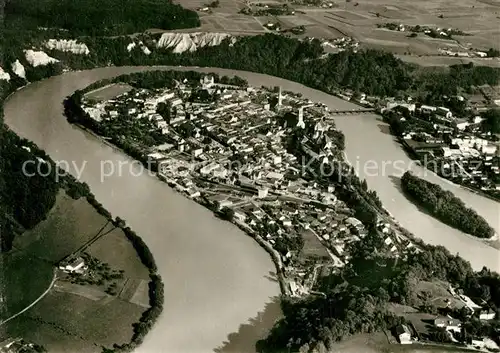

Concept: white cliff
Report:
left=127, top=42, right=137, bottom=52
left=24, top=50, right=59, bottom=67
left=126, top=41, right=151, bottom=55
left=45, top=39, right=90, bottom=55
left=156, top=32, right=234, bottom=53
left=0, top=67, right=11, bottom=81
left=141, top=45, right=151, bottom=55
left=11, top=60, right=26, bottom=79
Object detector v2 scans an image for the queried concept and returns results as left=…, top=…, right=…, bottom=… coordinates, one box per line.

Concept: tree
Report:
left=481, top=108, right=500, bottom=133
left=220, top=207, right=235, bottom=221
left=487, top=48, right=500, bottom=58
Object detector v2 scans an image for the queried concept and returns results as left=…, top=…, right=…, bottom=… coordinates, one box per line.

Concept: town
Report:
left=334, top=86, right=500, bottom=201
left=67, top=74, right=500, bottom=351
left=78, top=75, right=418, bottom=297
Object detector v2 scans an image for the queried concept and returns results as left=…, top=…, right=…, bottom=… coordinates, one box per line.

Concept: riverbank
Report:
left=398, top=138, right=500, bottom=204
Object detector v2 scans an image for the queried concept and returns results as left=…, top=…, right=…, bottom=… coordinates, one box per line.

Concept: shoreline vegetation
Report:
left=400, top=171, right=495, bottom=239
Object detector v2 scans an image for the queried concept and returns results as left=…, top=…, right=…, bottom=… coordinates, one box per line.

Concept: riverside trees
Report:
left=401, top=171, right=495, bottom=238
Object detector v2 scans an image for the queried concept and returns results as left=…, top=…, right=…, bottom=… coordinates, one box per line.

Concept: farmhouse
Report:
left=59, top=256, right=87, bottom=273
left=479, top=308, right=496, bottom=321
left=434, top=317, right=462, bottom=333
left=395, top=324, right=412, bottom=344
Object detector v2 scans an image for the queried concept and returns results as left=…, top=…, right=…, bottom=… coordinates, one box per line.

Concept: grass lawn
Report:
left=84, top=84, right=133, bottom=102
left=13, top=291, right=144, bottom=348
left=86, top=227, right=150, bottom=281
left=14, top=191, right=112, bottom=263
left=301, top=229, right=330, bottom=259
left=0, top=252, right=54, bottom=319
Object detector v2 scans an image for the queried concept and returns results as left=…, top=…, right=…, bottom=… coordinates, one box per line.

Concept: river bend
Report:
left=3, top=66, right=499, bottom=352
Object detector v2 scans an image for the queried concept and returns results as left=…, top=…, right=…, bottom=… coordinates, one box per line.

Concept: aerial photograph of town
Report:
left=0, top=0, right=499, bottom=352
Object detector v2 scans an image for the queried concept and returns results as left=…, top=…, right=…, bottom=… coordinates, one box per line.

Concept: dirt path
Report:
left=0, top=268, right=57, bottom=326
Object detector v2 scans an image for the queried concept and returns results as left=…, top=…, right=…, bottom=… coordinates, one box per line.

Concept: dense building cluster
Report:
left=78, top=77, right=419, bottom=298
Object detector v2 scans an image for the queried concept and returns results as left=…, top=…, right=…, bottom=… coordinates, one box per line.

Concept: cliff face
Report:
left=45, top=39, right=90, bottom=55
left=126, top=41, right=151, bottom=55
left=11, top=60, right=26, bottom=78
left=156, top=32, right=235, bottom=53
left=0, top=67, right=11, bottom=81
left=24, top=50, right=59, bottom=67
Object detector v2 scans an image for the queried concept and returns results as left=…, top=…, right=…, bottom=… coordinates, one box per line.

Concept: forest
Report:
left=30, top=33, right=499, bottom=102
left=481, top=108, right=500, bottom=134
left=4, top=0, right=200, bottom=36
left=0, top=129, right=59, bottom=251
left=401, top=171, right=495, bottom=238
left=3, top=33, right=499, bottom=102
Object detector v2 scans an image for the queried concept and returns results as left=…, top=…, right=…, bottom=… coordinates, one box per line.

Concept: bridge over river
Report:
left=328, top=108, right=376, bottom=115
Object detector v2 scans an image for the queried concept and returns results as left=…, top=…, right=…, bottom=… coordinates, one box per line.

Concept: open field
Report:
left=2, top=190, right=152, bottom=351
left=53, top=281, right=110, bottom=301
left=5, top=291, right=144, bottom=350
left=86, top=227, right=150, bottom=280
left=329, top=331, right=475, bottom=353
left=13, top=191, right=113, bottom=262
left=415, top=280, right=465, bottom=310
left=5, top=316, right=96, bottom=353
left=173, top=0, right=500, bottom=57
left=165, top=0, right=267, bottom=34
left=0, top=252, right=54, bottom=318
left=300, top=229, right=330, bottom=258
left=84, top=84, right=133, bottom=102
left=128, top=279, right=150, bottom=308
left=397, top=54, right=500, bottom=67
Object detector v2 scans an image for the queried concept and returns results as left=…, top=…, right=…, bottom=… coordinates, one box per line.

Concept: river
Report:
left=3, top=66, right=499, bottom=352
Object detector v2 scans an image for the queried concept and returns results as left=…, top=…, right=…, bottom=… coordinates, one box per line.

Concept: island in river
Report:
left=400, top=171, right=495, bottom=239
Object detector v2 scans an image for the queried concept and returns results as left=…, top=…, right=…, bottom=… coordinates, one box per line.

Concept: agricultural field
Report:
left=328, top=331, right=474, bottom=352
left=170, top=0, right=267, bottom=34
left=396, top=54, right=500, bottom=67
left=13, top=191, right=114, bottom=262
left=5, top=291, right=144, bottom=352
left=174, top=0, right=500, bottom=58
left=0, top=252, right=54, bottom=318
left=2, top=191, right=151, bottom=351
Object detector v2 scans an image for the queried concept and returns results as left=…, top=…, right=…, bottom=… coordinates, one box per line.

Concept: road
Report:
left=0, top=269, right=57, bottom=326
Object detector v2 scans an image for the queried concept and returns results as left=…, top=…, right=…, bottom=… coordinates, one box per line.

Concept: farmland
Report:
left=0, top=253, right=54, bottom=318
left=173, top=0, right=500, bottom=60
left=5, top=291, right=144, bottom=352
left=328, top=332, right=475, bottom=353
left=12, top=191, right=114, bottom=262
left=2, top=191, right=152, bottom=351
